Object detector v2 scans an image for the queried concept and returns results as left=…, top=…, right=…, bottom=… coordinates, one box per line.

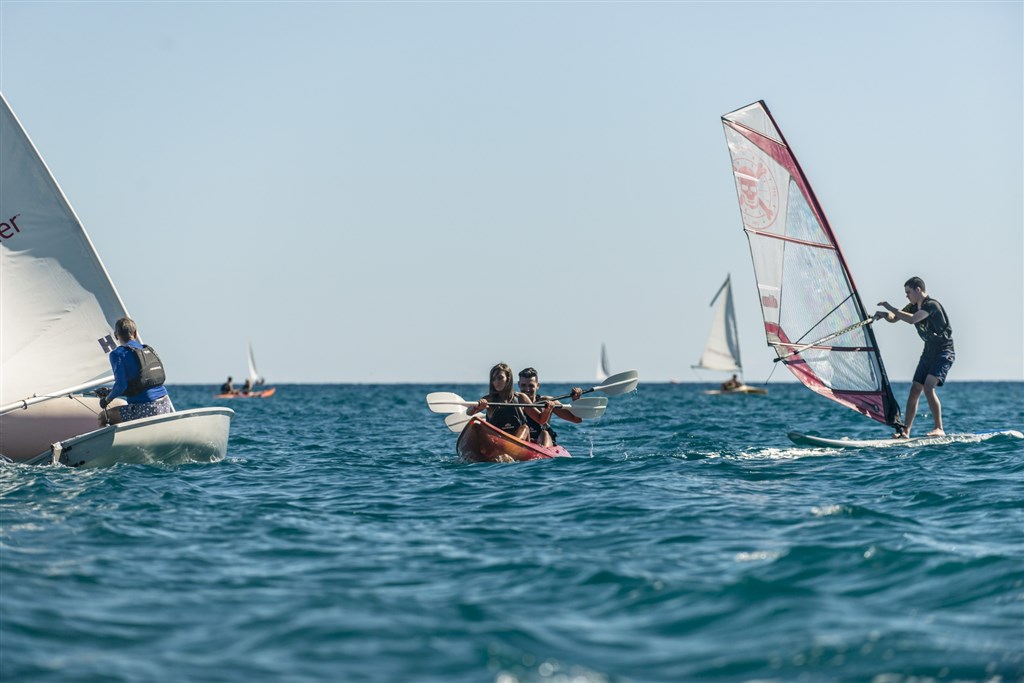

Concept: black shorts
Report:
left=913, top=349, right=955, bottom=386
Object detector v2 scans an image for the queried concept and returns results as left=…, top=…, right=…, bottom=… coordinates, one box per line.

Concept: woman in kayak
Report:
left=466, top=362, right=555, bottom=440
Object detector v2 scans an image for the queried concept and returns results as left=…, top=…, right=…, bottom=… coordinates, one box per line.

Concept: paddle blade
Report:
left=566, top=396, right=608, bottom=419
left=593, top=370, right=639, bottom=396
left=426, top=392, right=471, bottom=414
left=444, top=412, right=479, bottom=433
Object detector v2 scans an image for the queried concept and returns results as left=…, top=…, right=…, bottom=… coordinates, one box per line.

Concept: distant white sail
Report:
left=247, top=342, right=261, bottom=385
left=693, top=275, right=743, bottom=374
left=596, top=343, right=611, bottom=382
left=0, top=93, right=129, bottom=413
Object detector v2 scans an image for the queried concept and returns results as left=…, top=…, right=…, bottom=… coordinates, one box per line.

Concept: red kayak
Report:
left=214, top=387, right=277, bottom=399
left=456, top=417, right=570, bottom=463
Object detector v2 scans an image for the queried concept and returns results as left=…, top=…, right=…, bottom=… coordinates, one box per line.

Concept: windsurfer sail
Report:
left=720, top=101, right=902, bottom=428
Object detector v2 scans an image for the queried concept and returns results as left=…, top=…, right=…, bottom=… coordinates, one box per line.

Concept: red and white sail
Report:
left=721, top=101, right=901, bottom=426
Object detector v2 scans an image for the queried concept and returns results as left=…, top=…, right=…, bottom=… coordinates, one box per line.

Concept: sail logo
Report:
left=0, top=214, right=22, bottom=240
left=761, top=294, right=779, bottom=308
left=733, top=155, right=779, bottom=230
left=98, top=334, right=117, bottom=354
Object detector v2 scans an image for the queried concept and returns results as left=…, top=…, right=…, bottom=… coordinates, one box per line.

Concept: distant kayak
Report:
left=214, top=387, right=277, bottom=399
left=456, top=417, right=570, bottom=463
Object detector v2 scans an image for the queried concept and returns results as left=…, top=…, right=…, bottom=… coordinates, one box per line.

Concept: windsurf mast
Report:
left=721, top=101, right=901, bottom=427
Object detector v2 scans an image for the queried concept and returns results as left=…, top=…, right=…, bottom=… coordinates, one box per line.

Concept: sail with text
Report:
left=720, top=101, right=901, bottom=427
left=0, top=93, right=130, bottom=415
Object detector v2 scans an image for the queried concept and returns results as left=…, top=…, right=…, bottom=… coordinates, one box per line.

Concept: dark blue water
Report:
left=2, top=382, right=1022, bottom=682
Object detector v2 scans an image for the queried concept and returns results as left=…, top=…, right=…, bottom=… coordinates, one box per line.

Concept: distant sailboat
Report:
left=214, top=343, right=276, bottom=398
left=692, top=275, right=766, bottom=395
left=245, top=343, right=275, bottom=397
left=596, top=343, right=611, bottom=382
left=0, top=93, right=233, bottom=466
left=247, top=342, right=264, bottom=386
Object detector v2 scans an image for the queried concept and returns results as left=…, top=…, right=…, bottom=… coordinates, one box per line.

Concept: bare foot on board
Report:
left=925, top=428, right=945, bottom=437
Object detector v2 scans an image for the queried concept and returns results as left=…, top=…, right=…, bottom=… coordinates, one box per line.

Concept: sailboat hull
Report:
left=456, top=418, right=570, bottom=463
left=1, top=396, right=109, bottom=460
left=20, top=408, right=235, bottom=468
left=706, top=385, right=768, bottom=396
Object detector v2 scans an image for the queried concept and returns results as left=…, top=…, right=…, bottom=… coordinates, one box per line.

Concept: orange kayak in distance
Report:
left=214, top=387, right=277, bottom=399
left=456, top=417, right=570, bottom=463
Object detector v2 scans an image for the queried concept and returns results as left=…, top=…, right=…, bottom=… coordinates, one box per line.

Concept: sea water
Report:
left=1, top=381, right=1022, bottom=683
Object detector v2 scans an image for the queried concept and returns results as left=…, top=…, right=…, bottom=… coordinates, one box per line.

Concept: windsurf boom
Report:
left=721, top=101, right=902, bottom=427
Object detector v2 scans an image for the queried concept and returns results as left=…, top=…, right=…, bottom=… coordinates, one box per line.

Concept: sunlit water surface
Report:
left=2, top=382, right=1022, bottom=683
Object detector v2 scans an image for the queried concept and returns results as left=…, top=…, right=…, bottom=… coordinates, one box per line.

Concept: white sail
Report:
left=0, top=93, right=129, bottom=413
left=693, top=275, right=742, bottom=374
left=596, top=343, right=610, bottom=382
left=721, top=100, right=899, bottom=425
left=247, top=342, right=260, bottom=385
left=0, top=93, right=233, bottom=464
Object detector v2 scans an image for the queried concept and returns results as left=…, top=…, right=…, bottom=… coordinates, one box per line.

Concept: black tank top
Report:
left=488, top=395, right=526, bottom=434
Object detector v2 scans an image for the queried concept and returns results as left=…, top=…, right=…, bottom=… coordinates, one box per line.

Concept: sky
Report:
left=1, top=1, right=1021, bottom=385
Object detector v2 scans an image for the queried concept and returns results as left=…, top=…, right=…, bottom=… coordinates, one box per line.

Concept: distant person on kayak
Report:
left=466, top=362, right=554, bottom=440
left=220, top=376, right=235, bottom=394
left=517, top=367, right=583, bottom=447
left=241, top=379, right=253, bottom=395
left=875, top=276, right=954, bottom=438
left=99, top=317, right=174, bottom=425
left=721, top=374, right=741, bottom=391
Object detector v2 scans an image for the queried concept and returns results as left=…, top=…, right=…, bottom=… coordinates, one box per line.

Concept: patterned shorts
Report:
left=119, top=395, right=175, bottom=422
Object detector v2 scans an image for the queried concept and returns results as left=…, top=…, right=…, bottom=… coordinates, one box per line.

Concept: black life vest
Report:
left=524, top=397, right=557, bottom=444
left=488, top=395, right=526, bottom=434
left=126, top=345, right=166, bottom=396
left=525, top=415, right=557, bottom=445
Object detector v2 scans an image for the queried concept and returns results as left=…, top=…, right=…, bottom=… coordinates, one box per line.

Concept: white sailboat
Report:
left=240, top=342, right=275, bottom=397
left=247, top=342, right=263, bottom=387
left=692, top=275, right=766, bottom=395
left=0, top=92, right=233, bottom=467
left=596, top=343, right=611, bottom=382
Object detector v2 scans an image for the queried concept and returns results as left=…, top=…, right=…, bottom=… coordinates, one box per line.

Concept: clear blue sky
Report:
left=2, top=1, right=1020, bottom=384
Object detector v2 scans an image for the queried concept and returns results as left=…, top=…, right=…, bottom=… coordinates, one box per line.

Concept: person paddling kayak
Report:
left=466, top=363, right=555, bottom=440
left=517, top=367, right=582, bottom=447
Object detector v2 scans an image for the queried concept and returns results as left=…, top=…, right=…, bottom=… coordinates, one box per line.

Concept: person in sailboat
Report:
left=875, top=276, right=954, bottom=438
left=466, top=363, right=554, bottom=440
left=517, top=367, right=583, bottom=447
left=220, top=376, right=236, bottom=395
left=721, top=374, right=741, bottom=391
left=98, top=317, right=174, bottom=425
